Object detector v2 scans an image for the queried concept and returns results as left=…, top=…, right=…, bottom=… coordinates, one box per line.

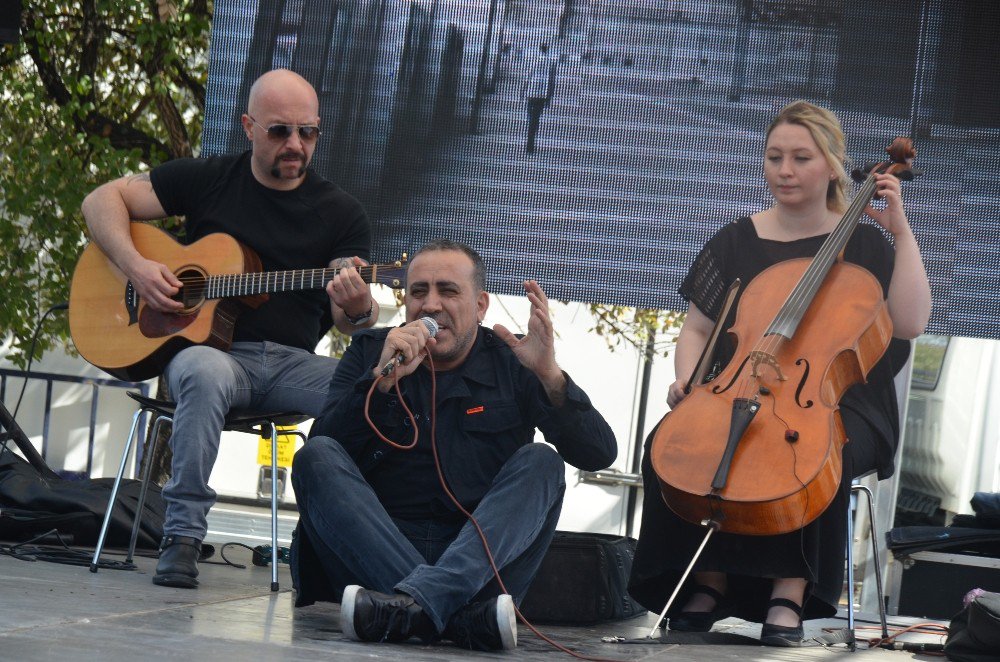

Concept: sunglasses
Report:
left=248, top=115, right=321, bottom=141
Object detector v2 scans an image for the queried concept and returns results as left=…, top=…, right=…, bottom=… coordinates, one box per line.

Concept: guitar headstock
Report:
left=367, top=254, right=408, bottom=289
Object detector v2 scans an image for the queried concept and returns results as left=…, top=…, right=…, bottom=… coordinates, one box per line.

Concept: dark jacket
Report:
left=292, top=325, right=617, bottom=606
left=310, top=326, right=617, bottom=505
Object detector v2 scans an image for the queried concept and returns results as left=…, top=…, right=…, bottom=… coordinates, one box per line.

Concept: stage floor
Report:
left=0, top=545, right=946, bottom=661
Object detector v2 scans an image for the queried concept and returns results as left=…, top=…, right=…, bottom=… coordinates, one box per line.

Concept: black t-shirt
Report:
left=149, top=152, right=370, bottom=351
left=679, top=216, right=908, bottom=478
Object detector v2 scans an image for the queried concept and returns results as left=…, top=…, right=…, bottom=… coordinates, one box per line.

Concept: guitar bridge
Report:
left=125, top=281, right=139, bottom=326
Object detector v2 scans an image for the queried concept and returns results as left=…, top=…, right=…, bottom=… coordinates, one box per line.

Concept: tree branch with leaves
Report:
left=0, top=0, right=211, bottom=366
left=587, top=304, right=685, bottom=361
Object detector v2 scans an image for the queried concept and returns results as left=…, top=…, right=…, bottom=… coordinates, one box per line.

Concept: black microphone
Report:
left=379, top=317, right=439, bottom=377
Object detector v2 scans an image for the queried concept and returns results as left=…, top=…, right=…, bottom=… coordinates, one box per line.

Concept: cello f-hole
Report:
left=794, top=358, right=813, bottom=409
left=712, top=354, right=752, bottom=394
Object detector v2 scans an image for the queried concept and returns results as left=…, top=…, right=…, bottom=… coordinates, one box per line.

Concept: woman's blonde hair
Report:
left=766, top=100, right=849, bottom=212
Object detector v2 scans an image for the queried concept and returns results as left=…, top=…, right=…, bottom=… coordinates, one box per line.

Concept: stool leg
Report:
left=126, top=414, right=170, bottom=562
left=856, top=484, right=889, bottom=640
left=91, top=408, right=144, bottom=573
left=846, top=489, right=857, bottom=651
left=270, top=421, right=279, bottom=592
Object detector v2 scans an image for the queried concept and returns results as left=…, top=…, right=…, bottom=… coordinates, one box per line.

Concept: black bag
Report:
left=887, top=525, right=1000, bottom=557
left=520, top=531, right=646, bottom=624
left=944, top=591, right=1000, bottom=662
left=0, top=449, right=164, bottom=548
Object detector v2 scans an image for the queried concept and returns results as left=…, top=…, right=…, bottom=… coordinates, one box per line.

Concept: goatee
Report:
left=271, top=163, right=306, bottom=179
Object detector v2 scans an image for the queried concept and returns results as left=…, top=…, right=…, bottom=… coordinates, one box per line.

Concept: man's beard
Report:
left=271, top=152, right=306, bottom=179
left=430, top=322, right=478, bottom=367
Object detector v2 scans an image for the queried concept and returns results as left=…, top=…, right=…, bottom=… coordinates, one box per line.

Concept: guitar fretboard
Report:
left=205, top=266, right=378, bottom=299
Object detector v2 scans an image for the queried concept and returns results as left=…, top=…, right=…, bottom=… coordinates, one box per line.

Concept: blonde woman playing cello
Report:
left=629, top=100, right=931, bottom=646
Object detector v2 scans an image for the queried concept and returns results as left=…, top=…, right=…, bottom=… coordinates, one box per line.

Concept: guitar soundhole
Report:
left=174, top=267, right=208, bottom=313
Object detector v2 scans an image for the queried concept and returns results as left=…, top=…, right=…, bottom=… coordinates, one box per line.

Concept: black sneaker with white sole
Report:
left=340, top=585, right=436, bottom=644
left=444, top=594, right=517, bottom=651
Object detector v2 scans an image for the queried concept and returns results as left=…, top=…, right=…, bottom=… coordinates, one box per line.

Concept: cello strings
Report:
left=718, top=176, right=875, bottom=518
left=743, top=174, right=877, bottom=387
left=758, top=174, right=875, bottom=356
left=727, top=174, right=877, bottom=420
left=766, top=173, right=877, bottom=350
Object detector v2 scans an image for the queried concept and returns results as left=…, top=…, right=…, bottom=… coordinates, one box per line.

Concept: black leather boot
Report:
left=153, top=535, right=201, bottom=588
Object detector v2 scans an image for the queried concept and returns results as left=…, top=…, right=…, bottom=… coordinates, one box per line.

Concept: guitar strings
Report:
left=168, top=266, right=380, bottom=284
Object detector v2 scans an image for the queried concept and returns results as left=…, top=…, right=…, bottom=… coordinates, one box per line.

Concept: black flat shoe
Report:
left=760, top=597, right=804, bottom=647
left=668, top=585, right=730, bottom=632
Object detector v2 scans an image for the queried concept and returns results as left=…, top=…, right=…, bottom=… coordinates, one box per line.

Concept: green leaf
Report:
left=0, top=0, right=209, bottom=368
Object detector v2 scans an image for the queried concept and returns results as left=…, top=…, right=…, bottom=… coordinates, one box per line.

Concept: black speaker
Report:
left=0, top=0, right=22, bottom=45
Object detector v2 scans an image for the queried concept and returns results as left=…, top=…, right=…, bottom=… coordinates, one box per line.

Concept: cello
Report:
left=651, top=137, right=916, bottom=536
left=642, top=138, right=917, bottom=635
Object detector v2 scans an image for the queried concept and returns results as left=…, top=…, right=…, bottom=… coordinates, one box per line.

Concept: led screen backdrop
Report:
left=202, top=0, right=1000, bottom=339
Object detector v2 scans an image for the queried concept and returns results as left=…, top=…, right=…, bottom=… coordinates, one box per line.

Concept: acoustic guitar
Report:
left=69, top=223, right=407, bottom=381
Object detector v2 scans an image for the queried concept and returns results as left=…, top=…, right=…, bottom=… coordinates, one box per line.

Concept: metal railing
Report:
left=0, top=368, right=149, bottom=478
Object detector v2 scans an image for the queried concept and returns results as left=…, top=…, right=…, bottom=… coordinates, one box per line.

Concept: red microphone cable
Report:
left=364, top=353, right=624, bottom=662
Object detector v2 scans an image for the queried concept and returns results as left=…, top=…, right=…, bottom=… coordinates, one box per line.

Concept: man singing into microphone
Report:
left=289, top=239, right=616, bottom=650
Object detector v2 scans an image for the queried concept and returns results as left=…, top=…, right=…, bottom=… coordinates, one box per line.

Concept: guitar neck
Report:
left=205, top=265, right=377, bottom=299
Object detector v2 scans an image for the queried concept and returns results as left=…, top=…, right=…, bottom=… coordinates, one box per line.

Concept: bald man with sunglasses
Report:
left=82, top=69, right=377, bottom=588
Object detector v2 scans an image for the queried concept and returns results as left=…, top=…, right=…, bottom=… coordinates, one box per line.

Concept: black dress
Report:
left=628, top=217, right=911, bottom=622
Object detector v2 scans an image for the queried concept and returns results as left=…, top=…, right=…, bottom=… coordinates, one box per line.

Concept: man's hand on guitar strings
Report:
left=326, top=256, right=372, bottom=318
left=128, top=256, right=184, bottom=312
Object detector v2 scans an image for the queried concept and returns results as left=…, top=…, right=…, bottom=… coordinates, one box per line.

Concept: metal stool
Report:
left=89, top=392, right=307, bottom=591
left=845, top=482, right=889, bottom=650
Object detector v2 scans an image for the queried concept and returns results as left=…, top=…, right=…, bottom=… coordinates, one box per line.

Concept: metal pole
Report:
left=87, top=383, right=98, bottom=477
left=625, top=329, right=656, bottom=538
left=847, top=488, right=857, bottom=649
left=270, top=421, right=280, bottom=592
left=469, top=0, right=499, bottom=134
left=91, top=408, right=144, bottom=572
left=646, top=521, right=717, bottom=637
left=858, top=484, right=889, bottom=639
left=908, top=0, right=931, bottom=138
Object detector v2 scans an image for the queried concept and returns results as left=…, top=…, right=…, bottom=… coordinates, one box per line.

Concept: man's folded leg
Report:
left=292, top=437, right=439, bottom=642
left=397, top=444, right=566, bottom=649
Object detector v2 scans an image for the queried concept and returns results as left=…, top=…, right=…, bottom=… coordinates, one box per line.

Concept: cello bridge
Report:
left=749, top=350, right=786, bottom=381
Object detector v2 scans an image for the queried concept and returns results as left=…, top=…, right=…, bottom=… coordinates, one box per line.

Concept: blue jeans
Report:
left=161, top=341, right=337, bottom=540
left=291, top=438, right=565, bottom=631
